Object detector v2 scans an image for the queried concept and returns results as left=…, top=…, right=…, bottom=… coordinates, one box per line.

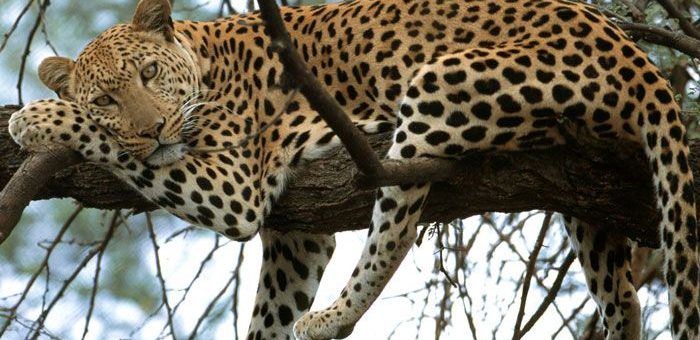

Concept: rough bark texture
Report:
left=5, top=105, right=700, bottom=248
left=0, top=146, right=81, bottom=242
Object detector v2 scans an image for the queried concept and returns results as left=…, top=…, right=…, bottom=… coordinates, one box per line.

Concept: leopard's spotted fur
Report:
left=9, top=0, right=699, bottom=338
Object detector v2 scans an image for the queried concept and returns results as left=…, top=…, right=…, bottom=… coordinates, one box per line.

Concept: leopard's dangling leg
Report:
left=293, top=144, right=431, bottom=340
left=246, top=229, right=335, bottom=340
left=563, top=216, right=640, bottom=339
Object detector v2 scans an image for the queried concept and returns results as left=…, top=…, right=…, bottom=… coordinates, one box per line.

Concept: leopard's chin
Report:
left=144, top=143, right=187, bottom=167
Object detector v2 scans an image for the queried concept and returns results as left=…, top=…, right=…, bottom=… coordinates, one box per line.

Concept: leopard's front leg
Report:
left=247, top=230, right=335, bottom=339
left=10, top=99, right=263, bottom=240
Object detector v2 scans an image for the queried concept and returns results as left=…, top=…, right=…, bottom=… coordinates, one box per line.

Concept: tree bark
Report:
left=4, top=105, right=699, bottom=248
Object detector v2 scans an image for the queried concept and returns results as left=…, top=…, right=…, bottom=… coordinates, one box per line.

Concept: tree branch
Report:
left=256, top=0, right=385, bottom=178
left=655, top=0, right=700, bottom=40
left=616, top=21, right=700, bottom=59
left=0, top=128, right=81, bottom=242
left=0, top=104, right=693, bottom=248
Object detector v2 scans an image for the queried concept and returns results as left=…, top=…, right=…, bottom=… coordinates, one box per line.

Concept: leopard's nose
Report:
left=137, top=119, right=165, bottom=139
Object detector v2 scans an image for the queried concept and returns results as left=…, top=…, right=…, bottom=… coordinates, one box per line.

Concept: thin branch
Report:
left=16, top=0, right=51, bottom=105
left=513, top=212, right=553, bottom=340
left=518, top=252, right=577, bottom=336
left=39, top=14, right=59, bottom=56
left=80, top=211, right=119, bottom=340
left=616, top=21, right=700, bottom=60
left=0, top=314, right=59, bottom=340
left=146, top=213, right=177, bottom=340
left=551, top=296, right=591, bottom=339
left=255, top=0, right=385, bottom=178
left=0, top=204, right=82, bottom=337
left=656, top=0, right=700, bottom=40
left=230, top=244, right=245, bottom=340
left=619, top=0, right=646, bottom=22
left=435, top=224, right=458, bottom=288
left=28, top=211, right=119, bottom=340
left=582, top=312, right=602, bottom=340
left=0, top=0, right=35, bottom=54
left=188, top=263, right=239, bottom=339
left=457, top=283, right=478, bottom=340
left=218, top=0, right=238, bottom=17
left=169, top=236, right=223, bottom=318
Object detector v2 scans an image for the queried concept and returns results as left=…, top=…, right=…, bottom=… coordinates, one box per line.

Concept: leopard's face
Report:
left=38, top=22, right=200, bottom=162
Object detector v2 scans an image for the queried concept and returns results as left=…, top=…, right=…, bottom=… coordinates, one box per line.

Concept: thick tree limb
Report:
left=4, top=105, right=700, bottom=248
left=4, top=2, right=694, bottom=247
left=0, top=146, right=81, bottom=243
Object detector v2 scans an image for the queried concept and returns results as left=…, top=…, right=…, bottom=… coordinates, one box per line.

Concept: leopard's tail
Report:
left=641, top=97, right=699, bottom=338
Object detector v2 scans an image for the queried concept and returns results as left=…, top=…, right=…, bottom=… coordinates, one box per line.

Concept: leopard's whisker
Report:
left=116, top=150, right=130, bottom=160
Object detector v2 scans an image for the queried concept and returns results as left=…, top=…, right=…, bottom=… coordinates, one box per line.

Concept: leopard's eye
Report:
left=141, top=62, right=158, bottom=83
left=93, top=94, right=115, bottom=107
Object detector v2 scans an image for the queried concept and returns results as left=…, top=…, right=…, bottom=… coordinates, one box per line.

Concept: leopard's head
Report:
left=38, top=0, right=200, bottom=162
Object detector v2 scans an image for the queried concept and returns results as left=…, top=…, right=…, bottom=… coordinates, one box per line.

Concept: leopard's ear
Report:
left=132, top=0, right=174, bottom=42
left=38, top=56, right=75, bottom=99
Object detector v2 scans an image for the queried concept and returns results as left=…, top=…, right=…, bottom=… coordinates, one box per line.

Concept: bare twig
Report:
left=188, top=255, right=240, bottom=339
left=582, top=312, right=603, bottom=340
left=457, top=283, right=479, bottom=340
left=518, top=252, right=577, bottom=336
left=512, top=212, right=553, bottom=340
left=169, top=236, right=224, bottom=317
left=0, top=0, right=35, bottom=54
left=39, top=15, right=59, bottom=56
left=435, top=224, right=458, bottom=288
left=0, top=204, right=82, bottom=337
left=551, top=296, right=591, bottom=339
left=146, top=213, right=178, bottom=340
left=16, top=0, right=51, bottom=105
left=619, top=0, right=646, bottom=22
left=656, top=0, right=700, bottom=40
left=218, top=0, right=238, bottom=17
left=80, top=211, right=119, bottom=340
left=616, top=21, right=700, bottom=60
left=28, top=210, right=119, bottom=340
left=230, top=244, right=245, bottom=340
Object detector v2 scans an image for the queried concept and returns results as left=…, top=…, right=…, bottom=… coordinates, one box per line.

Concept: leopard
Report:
left=8, top=0, right=700, bottom=339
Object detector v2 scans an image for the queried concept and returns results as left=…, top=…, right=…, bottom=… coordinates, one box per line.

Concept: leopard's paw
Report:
left=9, top=99, right=122, bottom=165
left=293, top=310, right=355, bottom=340
left=9, top=99, right=71, bottom=151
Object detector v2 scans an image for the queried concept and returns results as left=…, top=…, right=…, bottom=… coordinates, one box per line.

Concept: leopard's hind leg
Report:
left=293, top=166, right=431, bottom=340
left=294, top=46, right=563, bottom=340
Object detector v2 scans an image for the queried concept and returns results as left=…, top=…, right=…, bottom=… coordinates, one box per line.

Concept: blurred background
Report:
left=1, top=0, right=698, bottom=339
